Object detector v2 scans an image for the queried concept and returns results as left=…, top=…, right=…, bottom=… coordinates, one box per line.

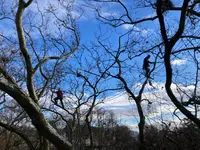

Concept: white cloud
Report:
left=100, top=12, right=118, bottom=18
left=38, top=82, right=200, bottom=131
left=100, top=92, right=131, bottom=107
left=171, top=59, right=187, bottom=66
left=144, top=12, right=157, bottom=19
left=97, top=82, right=200, bottom=131
left=122, top=25, right=153, bottom=38
left=122, top=24, right=133, bottom=30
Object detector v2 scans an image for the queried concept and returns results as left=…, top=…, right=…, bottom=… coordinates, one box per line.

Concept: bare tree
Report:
left=85, top=0, right=200, bottom=148
left=0, top=0, right=80, bottom=149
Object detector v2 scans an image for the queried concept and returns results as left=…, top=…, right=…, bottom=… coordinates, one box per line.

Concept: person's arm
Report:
left=148, top=60, right=153, bottom=64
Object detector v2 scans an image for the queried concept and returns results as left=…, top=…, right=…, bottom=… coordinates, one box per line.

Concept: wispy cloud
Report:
left=144, top=12, right=157, bottom=19
left=122, top=24, right=133, bottom=30
left=97, top=82, right=198, bottom=131
left=122, top=25, right=153, bottom=38
left=171, top=59, right=187, bottom=66
left=39, top=82, right=199, bottom=131
left=100, top=11, right=118, bottom=18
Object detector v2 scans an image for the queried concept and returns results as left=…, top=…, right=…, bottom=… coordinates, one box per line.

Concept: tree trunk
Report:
left=136, top=100, right=146, bottom=150
left=40, top=136, right=50, bottom=150
left=156, top=0, right=200, bottom=128
left=86, top=117, right=94, bottom=150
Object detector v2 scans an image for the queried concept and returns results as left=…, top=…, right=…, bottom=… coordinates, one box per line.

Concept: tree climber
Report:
left=143, top=55, right=152, bottom=79
left=54, top=88, right=64, bottom=107
left=143, top=55, right=156, bottom=88
left=156, top=0, right=174, bottom=12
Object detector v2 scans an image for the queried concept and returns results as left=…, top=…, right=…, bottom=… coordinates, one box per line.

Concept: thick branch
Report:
left=156, top=0, right=169, bottom=45
left=163, top=0, right=200, bottom=128
left=170, top=0, right=189, bottom=46
left=33, top=49, right=77, bottom=73
left=15, top=0, right=38, bottom=102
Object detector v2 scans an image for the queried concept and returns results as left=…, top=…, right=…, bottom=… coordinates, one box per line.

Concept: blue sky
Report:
left=35, top=0, right=199, bottom=119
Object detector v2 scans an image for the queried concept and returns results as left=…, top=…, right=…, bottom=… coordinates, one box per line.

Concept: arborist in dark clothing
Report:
left=143, top=55, right=155, bottom=88
left=54, top=88, right=64, bottom=107
left=143, top=55, right=151, bottom=78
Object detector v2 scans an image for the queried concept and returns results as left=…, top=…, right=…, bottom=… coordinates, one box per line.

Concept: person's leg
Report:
left=145, top=67, right=150, bottom=78
left=54, top=97, right=58, bottom=105
left=59, top=97, right=64, bottom=108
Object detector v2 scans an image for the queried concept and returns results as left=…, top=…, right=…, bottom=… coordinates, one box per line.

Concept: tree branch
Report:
left=0, top=121, right=36, bottom=150
left=15, top=0, right=38, bottom=102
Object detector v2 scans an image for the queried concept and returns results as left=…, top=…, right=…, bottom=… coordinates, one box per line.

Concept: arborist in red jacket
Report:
left=54, top=88, right=64, bottom=107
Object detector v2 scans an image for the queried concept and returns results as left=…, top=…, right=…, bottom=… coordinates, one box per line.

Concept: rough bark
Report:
left=15, top=0, right=38, bottom=103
